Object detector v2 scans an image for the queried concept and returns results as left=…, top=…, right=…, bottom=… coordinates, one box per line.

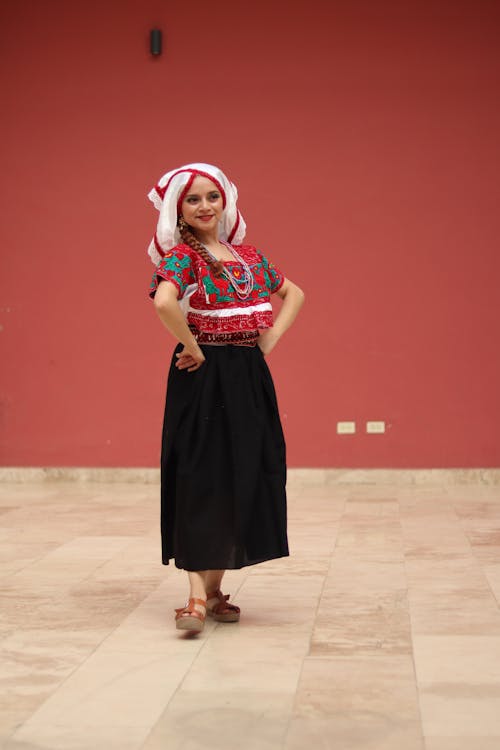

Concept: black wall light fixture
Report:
left=150, top=29, right=162, bottom=56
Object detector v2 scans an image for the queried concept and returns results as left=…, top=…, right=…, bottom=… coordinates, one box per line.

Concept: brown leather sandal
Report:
left=175, top=597, right=206, bottom=632
left=206, top=589, right=240, bottom=622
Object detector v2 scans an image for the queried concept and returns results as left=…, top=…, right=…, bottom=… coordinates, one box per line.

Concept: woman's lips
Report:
left=198, top=215, right=214, bottom=222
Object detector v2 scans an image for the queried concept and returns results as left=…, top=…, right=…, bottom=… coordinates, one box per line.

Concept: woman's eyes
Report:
left=186, top=193, right=221, bottom=204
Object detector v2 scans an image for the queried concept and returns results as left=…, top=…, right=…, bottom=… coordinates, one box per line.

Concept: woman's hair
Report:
left=178, top=220, right=224, bottom=278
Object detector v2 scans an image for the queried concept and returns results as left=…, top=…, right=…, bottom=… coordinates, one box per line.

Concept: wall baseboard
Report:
left=0, top=467, right=499, bottom=485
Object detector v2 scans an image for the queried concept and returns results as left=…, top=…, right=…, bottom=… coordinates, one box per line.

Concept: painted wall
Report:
left=1, top=0, right=499, bottom=468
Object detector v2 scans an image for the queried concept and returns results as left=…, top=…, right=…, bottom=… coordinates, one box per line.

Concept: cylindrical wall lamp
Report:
left=150, top=29, right=162, bottom=56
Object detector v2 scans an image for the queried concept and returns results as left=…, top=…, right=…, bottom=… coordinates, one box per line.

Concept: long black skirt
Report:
left=160, top=343, right=288, bottom=570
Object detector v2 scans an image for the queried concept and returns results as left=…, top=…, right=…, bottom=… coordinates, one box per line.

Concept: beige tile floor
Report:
left=1, top=477, right=500, bottom=749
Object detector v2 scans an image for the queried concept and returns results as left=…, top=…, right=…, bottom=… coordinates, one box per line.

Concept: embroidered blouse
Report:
left=149, top=243, right=284, bottom=345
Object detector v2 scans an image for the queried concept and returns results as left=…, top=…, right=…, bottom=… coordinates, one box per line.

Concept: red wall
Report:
left=1, top=0, right=499, bottom=468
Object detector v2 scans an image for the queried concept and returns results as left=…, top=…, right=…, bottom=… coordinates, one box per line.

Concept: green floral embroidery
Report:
left=149, top=246, right=283, bottom=302
left=201, top=270, right=232, bottom=302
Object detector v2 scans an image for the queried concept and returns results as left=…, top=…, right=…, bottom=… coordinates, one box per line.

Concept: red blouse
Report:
left=149, top=243, right=285, bottom=345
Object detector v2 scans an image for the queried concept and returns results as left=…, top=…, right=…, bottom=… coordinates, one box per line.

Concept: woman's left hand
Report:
left=257, top=279, right=305, bottom=356
left=257, top=330, right=279, bottom=356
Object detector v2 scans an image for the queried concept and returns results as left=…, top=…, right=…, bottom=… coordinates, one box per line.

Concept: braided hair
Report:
left=177, top=218, right=224, bottom=278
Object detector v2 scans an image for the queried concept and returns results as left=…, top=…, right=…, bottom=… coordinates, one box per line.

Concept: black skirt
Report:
left=160, top=343, right=288, bottom=570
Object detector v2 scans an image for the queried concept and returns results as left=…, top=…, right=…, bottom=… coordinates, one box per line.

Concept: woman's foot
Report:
left=206, top=589, right=240, bottom=622
left=175, top=597, right=206, bottom=632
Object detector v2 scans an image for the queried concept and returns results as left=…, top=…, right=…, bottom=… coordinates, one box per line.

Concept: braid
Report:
left=178, top=222, right=224, bottom=278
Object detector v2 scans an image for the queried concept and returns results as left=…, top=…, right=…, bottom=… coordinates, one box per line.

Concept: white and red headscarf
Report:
left=147, top=162, right=247, bottom=265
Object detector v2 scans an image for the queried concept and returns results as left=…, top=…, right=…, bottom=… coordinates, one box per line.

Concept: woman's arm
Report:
left=153, top=280, right=205, bottom=372
left=258, top=278, right=305, bottom=356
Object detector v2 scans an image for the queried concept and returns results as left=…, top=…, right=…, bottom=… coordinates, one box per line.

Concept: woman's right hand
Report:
left=175, top=343, right=206, bottom=372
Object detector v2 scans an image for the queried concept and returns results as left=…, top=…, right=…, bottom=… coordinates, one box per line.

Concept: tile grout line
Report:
left=280, top=491, right=349, bottom=749
left=138, top=570, right=251, bottom=750
left=4, top=568, right=181, bottom=745
left=399, top=494, right=428, bottom=750
left=447, top=491, right=500, bottom=612
left=7, top=584, right=156, bottom=738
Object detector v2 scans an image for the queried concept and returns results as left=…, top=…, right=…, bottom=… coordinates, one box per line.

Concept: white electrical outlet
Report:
left=366, top=421, right=385, bottom=434
left=337, top=421, right=356, bottom=434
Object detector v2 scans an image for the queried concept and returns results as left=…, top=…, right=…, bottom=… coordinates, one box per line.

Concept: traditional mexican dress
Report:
left=149, top=243, right=288, bottom=570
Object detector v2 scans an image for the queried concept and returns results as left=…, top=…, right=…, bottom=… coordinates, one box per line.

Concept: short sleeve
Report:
left=257, top=251, right=285, bottom=294
left=148, top=250, right=196, bottom=299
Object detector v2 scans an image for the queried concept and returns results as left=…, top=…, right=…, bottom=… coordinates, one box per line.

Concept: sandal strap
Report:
left=175, top=597, right=206, bottom=621
left=190, top=597, right=206, bottom=607
left=206, top=589, right=227, bottom=601
left=206, top=589, right=240, bottom=615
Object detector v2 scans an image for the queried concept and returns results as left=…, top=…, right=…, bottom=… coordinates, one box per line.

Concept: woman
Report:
left=147, top=163, right=304, bottom=633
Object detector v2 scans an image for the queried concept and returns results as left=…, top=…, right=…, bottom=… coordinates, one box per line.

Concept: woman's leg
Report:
left=181, top=570, right=239, bottom=625
left=183, top=570, right=227, bottom=619
left=174, top=570, right=207, bottom=632
left=187, top=570, right=207, bottom=617
left=182, top=570, right=225, bottom=611
left=204, top=569, right=226, bottom=596
left=204, top=570, right=240, bottom=622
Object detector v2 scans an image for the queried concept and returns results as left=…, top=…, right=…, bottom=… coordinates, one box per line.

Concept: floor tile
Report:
left=413, top=635, right=500, bottom=683
left=2, top=477, right=500, bottom=749
left=141, top=690, right=293, bottom=750
left=419, top=683, right=500, bottom=736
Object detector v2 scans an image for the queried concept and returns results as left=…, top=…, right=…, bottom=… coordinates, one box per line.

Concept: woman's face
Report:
left=180, top=176, right=224, bottom=234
